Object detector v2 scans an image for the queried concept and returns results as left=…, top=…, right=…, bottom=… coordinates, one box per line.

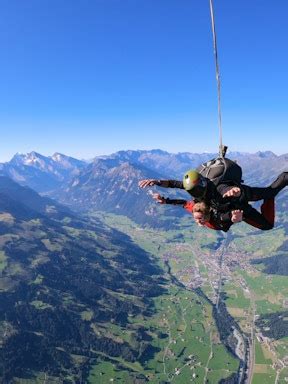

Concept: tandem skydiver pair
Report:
left=139, top=157, right=288, bottom=232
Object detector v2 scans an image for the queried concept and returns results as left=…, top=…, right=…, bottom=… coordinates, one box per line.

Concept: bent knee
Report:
left=262, top=223, right=274, bottom=231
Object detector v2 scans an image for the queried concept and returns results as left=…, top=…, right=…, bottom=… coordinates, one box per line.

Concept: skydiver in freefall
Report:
left=139, top=170, right=288, bottom=231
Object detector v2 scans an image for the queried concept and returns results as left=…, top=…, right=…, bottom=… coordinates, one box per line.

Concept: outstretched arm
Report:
left=138, top=179, right=184, bottom=189
left=152, top=193, right=187, bottom=206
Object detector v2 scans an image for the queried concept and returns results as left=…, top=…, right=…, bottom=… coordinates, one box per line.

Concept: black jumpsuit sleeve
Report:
left=216, top=183, right=247, bottom=204
left=219, top=212, right=232, bottom=222
left=167, top=180, right=185, bottom=189
left=165, top=198, right=187, bottom=206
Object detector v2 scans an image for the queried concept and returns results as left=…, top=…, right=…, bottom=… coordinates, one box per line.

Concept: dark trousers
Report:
left=243, top=199, right=275, bottom=230
left=241, top=172, right=287, bottom=230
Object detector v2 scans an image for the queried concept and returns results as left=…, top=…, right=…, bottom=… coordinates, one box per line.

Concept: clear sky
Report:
left=0, top=0, right=287, bottom=162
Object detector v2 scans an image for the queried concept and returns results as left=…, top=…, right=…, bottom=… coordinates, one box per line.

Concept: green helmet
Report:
left=183, top=169, right=208, bottom=198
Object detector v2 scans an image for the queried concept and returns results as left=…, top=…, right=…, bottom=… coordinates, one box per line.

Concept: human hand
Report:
left=223, top=187, right=241, bottom=198
left=152, top=193, right=166, bottom=204
left=138, top=179, right=158, bottom=188
left=231, top=209, right=243, bottom=223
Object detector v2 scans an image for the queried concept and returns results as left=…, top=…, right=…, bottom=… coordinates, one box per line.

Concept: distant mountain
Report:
left=55, top=157, right=186, bottom=226
left=0, top=176, right=166, bottom=382
left=215, top=151, right=287, bottom=195
left=104, top=149, right=288, bottom=185
left=0, top=151, right=86, bottom=193
left=102, top=149, right=218, bottom=179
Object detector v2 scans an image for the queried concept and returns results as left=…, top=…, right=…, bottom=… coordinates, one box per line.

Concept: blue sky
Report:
left=0, top=0, right=287, bottom=161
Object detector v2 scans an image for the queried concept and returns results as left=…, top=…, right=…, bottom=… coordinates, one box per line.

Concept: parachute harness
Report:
left=209, top=0, right=227, bottom=159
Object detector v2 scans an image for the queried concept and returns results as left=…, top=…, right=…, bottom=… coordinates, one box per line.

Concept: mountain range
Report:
left=1, top=149, right=287, bottom=225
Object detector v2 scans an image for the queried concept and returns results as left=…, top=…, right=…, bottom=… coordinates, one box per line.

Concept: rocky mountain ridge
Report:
left=0, top=151, right=86, bottom=193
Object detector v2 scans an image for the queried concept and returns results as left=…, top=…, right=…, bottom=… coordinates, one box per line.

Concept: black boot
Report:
left=270, top=172, right=288, bottom=192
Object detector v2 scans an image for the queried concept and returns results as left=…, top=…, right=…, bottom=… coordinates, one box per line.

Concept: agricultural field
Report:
left=91, top=211, right=288, bottom=383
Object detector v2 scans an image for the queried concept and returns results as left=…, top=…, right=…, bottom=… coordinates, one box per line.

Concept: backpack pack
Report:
left=196, top=157, right=243, bottom=186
